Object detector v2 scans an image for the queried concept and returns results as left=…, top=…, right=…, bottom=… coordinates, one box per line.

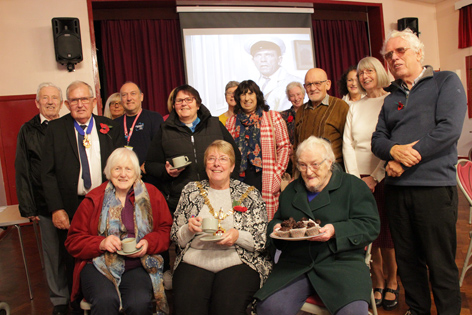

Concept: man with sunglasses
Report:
left=372, top=29, right=467, bottom=315
left=42, top=81, right=122, bottom=314
left=294, top=68, right=349, bottom=169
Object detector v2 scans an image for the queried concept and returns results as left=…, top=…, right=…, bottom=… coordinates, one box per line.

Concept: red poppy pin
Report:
left=100, top=123, right=111, bottom=134
left=397, top=102, right=404, bottom=111
left=287, top=115, right=294, bottom=123
left=232, top=201, right=247, bottom=212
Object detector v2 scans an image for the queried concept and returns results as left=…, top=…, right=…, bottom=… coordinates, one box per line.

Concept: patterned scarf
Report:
left=234, top=107, right=263, bottom=178
left=93, top=180, right=169, bottom=314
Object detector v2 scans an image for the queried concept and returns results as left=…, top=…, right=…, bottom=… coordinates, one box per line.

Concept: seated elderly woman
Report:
left=65, top=148, right=172, bottom=315
left=171, top=140, right=272, bottom=315
left=255, top=136, right=380, bottom=315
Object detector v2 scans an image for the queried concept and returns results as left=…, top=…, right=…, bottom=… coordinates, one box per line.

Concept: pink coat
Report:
left=226, top=110, right=290, bottom=220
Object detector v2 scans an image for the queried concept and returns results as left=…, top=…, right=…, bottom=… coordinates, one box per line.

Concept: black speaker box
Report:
left=398, top=18, right=419, bottom=36
left=51, top=18, right=83, bottom=66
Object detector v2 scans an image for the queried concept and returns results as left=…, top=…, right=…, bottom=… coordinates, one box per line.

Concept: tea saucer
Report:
left=170, top=161, right=192, bottom=170
left=117, top=247, right=143, bottom=256
left=200, top=235, right=223, bottom=242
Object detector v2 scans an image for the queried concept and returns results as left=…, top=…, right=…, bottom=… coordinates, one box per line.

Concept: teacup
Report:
left=172, top=155, right=190, bottom=168
left=121, top=237, right=137, bottom=253
left=202, top=217, right=218, bottom=234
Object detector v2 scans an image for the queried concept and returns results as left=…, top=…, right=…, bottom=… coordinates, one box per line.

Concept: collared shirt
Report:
left=39, top=114, right=49, bottom=124
left=401, top=67, right=427, bottom=91
left=74, top=117, right=102, bottom=195
left=182, top=116, right=201, bottom=133
left=304, top=94, right=330, bottom=110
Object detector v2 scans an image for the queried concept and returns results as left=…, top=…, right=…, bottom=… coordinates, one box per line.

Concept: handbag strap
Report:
left=267, top=111, right=277, bottom=160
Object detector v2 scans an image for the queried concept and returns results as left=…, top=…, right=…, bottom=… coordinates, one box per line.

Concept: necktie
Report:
left=42, top=120, right=48, bottom=131
left=77, top=125, right=92, bottom=189
left=261, top=77, right=270, bottom=91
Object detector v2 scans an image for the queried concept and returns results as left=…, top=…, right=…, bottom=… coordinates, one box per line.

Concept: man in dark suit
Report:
left=15, top=82, right=67, bottom=315
left=42, top=80, right=122, bottom=314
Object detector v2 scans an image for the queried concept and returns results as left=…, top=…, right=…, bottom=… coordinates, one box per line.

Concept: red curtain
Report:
left=101, top=20, right=185, bottom=115
left=459, top=5, right=472, bottom=49
left=312, top=20, right=370, bottom=98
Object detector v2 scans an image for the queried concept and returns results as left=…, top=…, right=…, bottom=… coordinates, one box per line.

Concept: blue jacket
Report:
left=371, top=66, right=467, bottom=186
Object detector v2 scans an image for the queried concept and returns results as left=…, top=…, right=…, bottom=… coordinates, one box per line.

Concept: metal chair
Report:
left=456, top=159, right=472, bottom=224
left=300, top=244, right=378, bottom=315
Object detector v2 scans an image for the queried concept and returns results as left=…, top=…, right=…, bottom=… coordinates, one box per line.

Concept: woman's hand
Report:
left=188, top=216, right=203, bottom=234
left=127, top=239, right=148, bottom=258
left=217, top=228, right=239, bottom=246
left=165, top=161, right=186, bottom=178
left=99, top=235, right=122, bottom=253
left=273, top=223, right=281, bottom=232
left=309, top=224, right=335, bottom=242
left=362, top=176, right=377, bottom=193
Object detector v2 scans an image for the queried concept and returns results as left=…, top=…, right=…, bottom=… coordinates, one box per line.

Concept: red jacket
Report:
left=65, top=181, right=172, bottom=301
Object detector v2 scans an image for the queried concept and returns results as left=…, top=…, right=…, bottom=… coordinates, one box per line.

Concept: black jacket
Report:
left=145, top=104, right=241, bottom=212
left=15, top=114, right=48, bottom=217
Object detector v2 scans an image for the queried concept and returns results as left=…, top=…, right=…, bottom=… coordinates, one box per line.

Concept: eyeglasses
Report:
left=384, top=47, right=410, bottom=61
left=207, top=156, right=230, bottom=164
left=225, top=92, right=234, bottom=97
left=175, top=97, right=195, bottom=105
left=110, top=102, right=122, bottom=107
left=304, top=80, right=327, bottom=89
left=68, top=97, right=92, bottom=106
left=297, top=158, right=327, bottom=172
left=358, top=69, right=375, bottom=76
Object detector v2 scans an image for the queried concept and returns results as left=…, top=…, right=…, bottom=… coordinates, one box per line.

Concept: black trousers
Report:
left=173, top=262, right=260, bottom=315
left=80, top=264, right=153, bottom=315
left=385, top=185, right=461, bottom=315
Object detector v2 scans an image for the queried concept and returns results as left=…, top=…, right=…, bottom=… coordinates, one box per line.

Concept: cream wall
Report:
left=0, top=0, right=94, bottom=117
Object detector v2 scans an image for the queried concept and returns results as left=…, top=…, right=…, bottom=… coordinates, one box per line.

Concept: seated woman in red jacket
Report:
left=65, top=148, right=172, bottom=315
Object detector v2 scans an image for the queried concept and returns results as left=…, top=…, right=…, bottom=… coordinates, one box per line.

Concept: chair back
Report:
left=456, top=159, right=472, bottom=206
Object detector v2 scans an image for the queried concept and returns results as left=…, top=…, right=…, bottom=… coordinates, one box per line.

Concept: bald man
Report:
left=294, top=68, right=349, bottom=167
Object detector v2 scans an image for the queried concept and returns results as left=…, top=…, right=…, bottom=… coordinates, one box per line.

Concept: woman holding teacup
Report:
left=146, top=84, right=241, bottom=215
left=65, top=148, right=172, bottom=315
left=171, top=140, right=272, bottom=315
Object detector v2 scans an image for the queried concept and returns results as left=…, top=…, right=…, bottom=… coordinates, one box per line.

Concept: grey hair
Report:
left=225, top=81, right=239, bottom=93
left=296, top=136, right=335, bottom=170
left=66, top=81, right=94, bottom=101
left=357, top=57, right=391, bottom=92
left=36, top=82, right=63, bottom=102
left=381, top=28, right=425, bottom=63
left=104, top=148, right=141, bottom=181
left=103, top=92, right=121, bottom=119
left=285, top=81, right=305, bottom=99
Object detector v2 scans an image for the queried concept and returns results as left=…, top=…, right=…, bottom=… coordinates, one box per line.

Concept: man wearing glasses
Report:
left=42, top=80, right=122, bottom=314
left=294, top=68, right=349, bottom=168
left=372, top=29, right=466, bottom=315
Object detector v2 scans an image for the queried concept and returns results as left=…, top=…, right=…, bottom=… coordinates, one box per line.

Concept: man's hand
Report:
left=28, top=216, right=40, bottom=221
left=362, top=176, right=377, bottom=193
left=386, top=160, right=405, bottom=177
left=52, top=209, right=70, bottom=229
left=165, top=161, right=186, bottom=178
left=390, top=141, right=421, bottom=167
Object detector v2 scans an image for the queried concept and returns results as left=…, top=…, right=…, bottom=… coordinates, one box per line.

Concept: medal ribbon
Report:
left=124, top=109, right=142, bottom=145
left=74, top=119, right=94, bottom=141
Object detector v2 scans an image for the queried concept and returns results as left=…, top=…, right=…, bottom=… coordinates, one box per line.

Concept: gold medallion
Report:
left=83, top=135, right=91, bottom=148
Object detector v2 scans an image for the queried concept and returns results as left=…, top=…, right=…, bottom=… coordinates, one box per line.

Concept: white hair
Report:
left=381, top=28, right=425, bottom=63
left=296, top=136, right=335, bottom=170
left=104, top=148, right=141, bottom=181
left=36, top=82, right=63, bottom=102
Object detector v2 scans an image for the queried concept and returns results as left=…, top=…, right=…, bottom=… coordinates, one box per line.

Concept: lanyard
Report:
left=124, top=109, right=142, bottom=145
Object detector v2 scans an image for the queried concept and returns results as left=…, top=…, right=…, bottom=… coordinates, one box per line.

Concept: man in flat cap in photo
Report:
left=246, top=37, right=306, bottom=111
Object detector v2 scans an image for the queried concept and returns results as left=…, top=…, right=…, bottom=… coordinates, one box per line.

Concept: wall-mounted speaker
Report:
left=51, top=18, right=83, bottom=71
left=398, top=18, right=419, bottom=36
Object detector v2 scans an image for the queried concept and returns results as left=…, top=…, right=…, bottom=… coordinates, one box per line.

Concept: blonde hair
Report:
left=357, top=57, right=390, bottom=92
left=204, top=140, right=236, bottom=166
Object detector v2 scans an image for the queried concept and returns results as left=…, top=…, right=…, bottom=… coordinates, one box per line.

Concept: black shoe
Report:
left=383, top=285, right=399, bottom=311
left=52, top=304, right=69, bottom=315
left=373, top=287, right=384, bottom=307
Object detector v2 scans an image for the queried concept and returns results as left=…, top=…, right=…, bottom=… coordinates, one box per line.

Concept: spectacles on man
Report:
left=384, top=47, right=410, bottom=61
left=207, top=155, right=230, bottom=164
left=68, top=97, right=93, bottom=106
left=175, top=97, right=195, bottom=105
left=297, top=158, right=327, bottom=172
left=358, top=69, right=375, bottom=77
left=304, top=80, right=327, bottom=89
